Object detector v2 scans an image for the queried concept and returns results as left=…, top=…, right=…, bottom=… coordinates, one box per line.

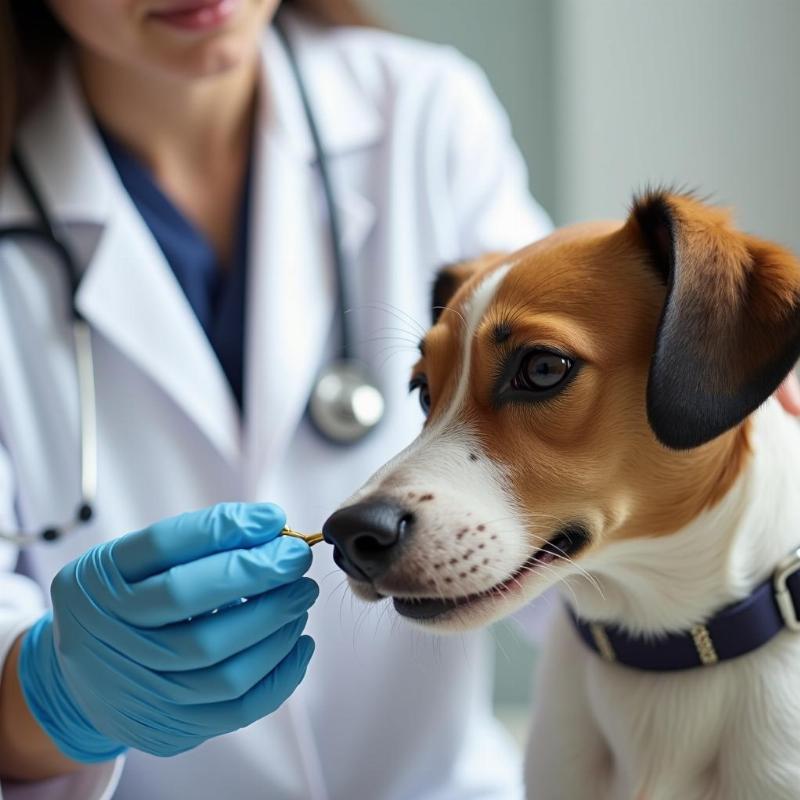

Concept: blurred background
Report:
left=362, top=0, right=800, bottom=739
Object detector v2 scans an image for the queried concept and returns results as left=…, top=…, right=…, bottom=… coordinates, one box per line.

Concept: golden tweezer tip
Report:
left=281, top=527, right=325, bottom=547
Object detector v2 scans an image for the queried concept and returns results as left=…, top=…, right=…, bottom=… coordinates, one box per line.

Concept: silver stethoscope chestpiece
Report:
left=308, top=360, right=385, bottom=445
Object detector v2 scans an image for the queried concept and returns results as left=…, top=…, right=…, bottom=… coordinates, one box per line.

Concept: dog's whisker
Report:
left=517, top=538, right=605, bottom=599
left=362, top=334, right=422, bottom=346
left=377, top=348, right=422, bottom=370
left=496, top=616, right=527, bottom=650
left=352, top=598, right=375, bottom=649
left=352, top=301, right=427, bottom=337
left=371, top=341, right=418, bottom=354
left=370, top=300, right=428, bottom=337
left=369, top=344, right=421, bottom=360
left=426, top=565, right=450, bottom=604
left=432, top=304, right=467, bottom=333
left=370, top=344, right=419, bottom=357
left=513, top=560, right=585, bottom=605
left=368, top=324, right=424, bottom=337
left=492, top=636, right=511, bottom=664
left=335, top=580, right=350, bottom=629
left=319, top=568, right=348, bottom=587
left=371, top=343, right=419, bottom=360
left=471, top=512, right=605, bottom=601
left=364, top=326, right=426, bottom=344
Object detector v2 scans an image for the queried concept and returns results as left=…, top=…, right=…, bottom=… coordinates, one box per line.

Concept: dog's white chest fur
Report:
left=525, top=401, right=800, bottom=800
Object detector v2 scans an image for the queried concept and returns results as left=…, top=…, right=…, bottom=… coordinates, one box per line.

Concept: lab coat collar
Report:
left=6, top=20, right=380, bottom=472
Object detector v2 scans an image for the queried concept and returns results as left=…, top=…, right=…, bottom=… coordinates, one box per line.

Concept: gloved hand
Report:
left=18, top=503, right=318, bottom=762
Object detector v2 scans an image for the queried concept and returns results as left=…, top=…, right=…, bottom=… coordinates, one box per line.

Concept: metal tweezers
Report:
left=281, top=527, right=325, bottom=547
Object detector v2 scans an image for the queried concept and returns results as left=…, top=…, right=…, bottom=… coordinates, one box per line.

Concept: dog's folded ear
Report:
left=431, top=260, right=482, bottom=324
left=629, top=190, right=800, bottom=450
left=431, top=253, right=508, bottom=324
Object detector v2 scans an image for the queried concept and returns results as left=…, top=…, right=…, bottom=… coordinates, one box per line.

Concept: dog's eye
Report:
left=409, top=376, right=431, bottom=415
left=511, top=351, right=574, bottom=392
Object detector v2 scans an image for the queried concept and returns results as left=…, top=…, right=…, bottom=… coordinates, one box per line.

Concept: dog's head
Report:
left=323, top=191, right=800, bottom=630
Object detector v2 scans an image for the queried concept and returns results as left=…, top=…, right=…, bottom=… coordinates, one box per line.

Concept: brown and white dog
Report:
left=323, top=191, right=800, bottom=799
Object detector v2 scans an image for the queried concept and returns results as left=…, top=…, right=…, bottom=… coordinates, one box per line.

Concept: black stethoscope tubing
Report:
left=6, top=151, right=83, bottom=310
left=0, top=149, right=97, bottom=544
left=273, top=18, right=352, bottom=361
left=273, top=17, right=385, bottom=445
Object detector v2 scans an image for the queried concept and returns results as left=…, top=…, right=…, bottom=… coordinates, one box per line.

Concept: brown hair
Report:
left=0, top=0, right=374, bottom=172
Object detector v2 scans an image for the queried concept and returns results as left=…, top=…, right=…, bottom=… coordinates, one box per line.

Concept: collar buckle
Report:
left=773, top=547, right=800, bottom=631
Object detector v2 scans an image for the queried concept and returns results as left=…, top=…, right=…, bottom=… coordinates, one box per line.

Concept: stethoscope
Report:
left=0, top=20, right=384, bottom=546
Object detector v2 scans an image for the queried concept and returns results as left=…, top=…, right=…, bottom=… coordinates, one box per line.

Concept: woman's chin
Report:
left=140, top=0, right=274, bottom=81
left=144, top=33, right=263, bottom=81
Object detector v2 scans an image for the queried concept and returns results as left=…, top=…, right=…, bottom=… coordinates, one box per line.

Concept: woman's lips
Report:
left=149, top=0, right=240, bottom=32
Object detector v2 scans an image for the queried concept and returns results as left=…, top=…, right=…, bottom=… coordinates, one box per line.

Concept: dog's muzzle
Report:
left=322, top=501, right=413, bottom=582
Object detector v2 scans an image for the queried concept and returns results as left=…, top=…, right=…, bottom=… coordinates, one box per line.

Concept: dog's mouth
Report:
left=392, top=524, right=590, bottom=621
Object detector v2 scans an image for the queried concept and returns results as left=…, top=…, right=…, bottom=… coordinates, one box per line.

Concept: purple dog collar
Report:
left=569, top=547, right=800, bottom=671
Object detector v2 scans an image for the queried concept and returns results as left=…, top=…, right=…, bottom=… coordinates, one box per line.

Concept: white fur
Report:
left=526, top=400, right=800, bottom=800
left=435, top=263, right=512, bottom=431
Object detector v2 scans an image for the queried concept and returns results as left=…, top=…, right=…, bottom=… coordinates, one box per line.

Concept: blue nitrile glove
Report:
left=17, top=503, right=317, bottom=762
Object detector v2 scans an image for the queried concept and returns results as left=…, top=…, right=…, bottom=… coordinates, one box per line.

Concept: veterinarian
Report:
left=0, top=1, right=558, bottom=798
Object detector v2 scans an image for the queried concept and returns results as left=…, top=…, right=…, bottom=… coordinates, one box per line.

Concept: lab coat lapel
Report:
left=75, top=198, right=242, bottom=465
left=244, top=25, right=379, bottom=493
left=14, top=63, right=242, bottom=466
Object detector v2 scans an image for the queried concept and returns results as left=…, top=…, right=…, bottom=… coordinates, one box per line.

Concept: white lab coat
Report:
left=0, top=13, right=551, bottom=800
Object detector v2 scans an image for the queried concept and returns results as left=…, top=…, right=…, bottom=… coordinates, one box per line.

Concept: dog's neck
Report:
left=563, top=400, right=800, bottom=635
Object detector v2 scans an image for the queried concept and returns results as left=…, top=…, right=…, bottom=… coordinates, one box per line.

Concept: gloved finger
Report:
left=179, top=636, right=315, bottom=734
left=111, top=503, right=287, bottom=583
left=66, top=677, right=206, bottom=758
left=129, top=580, right=317, bottom=671
left=83, top=615, right=309, bottom=711
left=55, top=616, right=303, bottom=736
left=100, top=537, right=312, bottom=628
left=58, top=577, right=319, bottom=671
left=158, top=614, right=309, bottom=704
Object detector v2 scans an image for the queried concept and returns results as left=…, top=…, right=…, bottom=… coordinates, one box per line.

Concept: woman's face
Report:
left=47, top=0, right=279, bottom=80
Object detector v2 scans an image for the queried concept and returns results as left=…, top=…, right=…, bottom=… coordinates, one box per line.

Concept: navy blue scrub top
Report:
left=100, top=128, right=251, bottom=409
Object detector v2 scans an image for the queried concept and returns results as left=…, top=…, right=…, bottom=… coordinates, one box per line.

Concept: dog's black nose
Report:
left=323, top=501, right=413, bottom=581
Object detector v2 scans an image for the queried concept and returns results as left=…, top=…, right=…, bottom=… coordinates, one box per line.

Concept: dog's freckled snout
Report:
left=323, top=501, right=414, bottom=581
